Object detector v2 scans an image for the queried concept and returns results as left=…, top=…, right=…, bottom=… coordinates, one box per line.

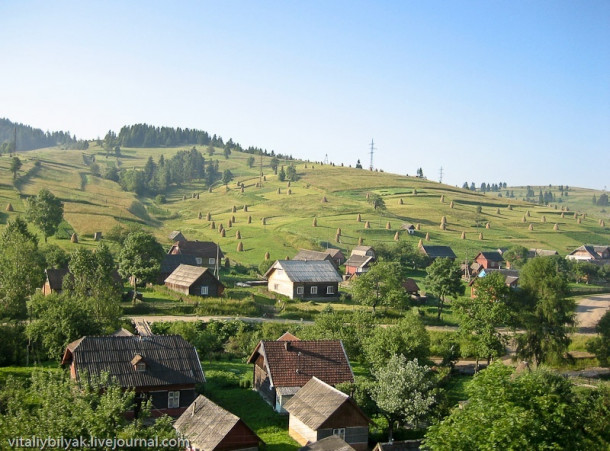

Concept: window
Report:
left=209, top=258, right=216, bottom=265
left=135, top=362, right=146, bottom=372
left=332, top=428, right=346, bottom=440
left=168, top=391, right=180, bottom=409
left=200, top=286, right=208, bottom=295
left=195, top=257, right=203, bottom=265
left=327, top=286, right=335, bottom=294
left=296, top=286, right=304, bottom=295
left=310, top=286, right=318, bottom=295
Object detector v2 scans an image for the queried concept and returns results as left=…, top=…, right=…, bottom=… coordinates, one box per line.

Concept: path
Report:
left=126, top=315, right=314, bottom=325
left=575, top=293, right=610, bottom=334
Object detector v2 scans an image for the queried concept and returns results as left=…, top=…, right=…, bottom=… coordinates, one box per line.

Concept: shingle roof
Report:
left=161, top=254, right=199, bottom=274
left=293, top=249, right=334, bottom=262
left=174, top=395, right=261, bottom=450
left=164, top=264, right=212, bottom=288
left=169, top=230, right=187, bottom=242
left=45, top=268, right=69, bottom=290
left=170, top=241, right=224, bottom=259
left=351, top=245, right=374, bottom=256
left=401, top=223, right=416, bottom=230
left=299, top=436, right=356, bottom=451
left=402, top=278, right=420, bottom=293
left=529, top=248, right=558, bottom=257
left=477, top=251, right=504, bottom=262
left=568, top=245, right=599, bottom=259
left=247, top=340, right=354, bottom=388
left=344, top=255, right=374, bottom=268
left=62, top=335, right=205, bottom=388
left=264, top=260, right=342, bottom=283
left=277, top=332, right=301, bottom=342
left=420, top=245, right=457, bottom=259
left=325, top=248, right=344, bottom=258
left=284, top=377, right=367, bottom=430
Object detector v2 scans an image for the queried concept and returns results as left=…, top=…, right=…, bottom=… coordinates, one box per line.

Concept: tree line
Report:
left=0, top=118, right=87, bottom=152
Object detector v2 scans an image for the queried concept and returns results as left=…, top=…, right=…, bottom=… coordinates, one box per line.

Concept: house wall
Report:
left=42, top=281, right=53, bottom=296
left=292, top=282, right=339, bottom=300
left=317, top=427, right=369, bottom=451
left=148, top=388, right=197, bottom=414
left=267, top=270, right=295, bottom=298
left=288, top=415, right=317, bottom=446
left=214, top=421, right=261, bottom=450
left=475, top=255, right=500, bottom=269
left=567, top=250, right=596, bottom=261
left=253, top=359, right=275, bottom=407
left=164, top=283, right=190, bottom=295
left=188, top=273, right=223, bottom=297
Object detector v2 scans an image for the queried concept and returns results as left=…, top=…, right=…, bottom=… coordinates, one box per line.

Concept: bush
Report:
left=155, top=194, right=166, bottom=204
left=205, top=370, right=241, bottom=388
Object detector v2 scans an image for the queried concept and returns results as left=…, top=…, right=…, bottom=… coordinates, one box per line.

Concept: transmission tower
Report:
left=323, top=153, right=329, bottom=165
left=369, top=139, right=376, bottom=171
left=439, top=166, right=443, bottom=184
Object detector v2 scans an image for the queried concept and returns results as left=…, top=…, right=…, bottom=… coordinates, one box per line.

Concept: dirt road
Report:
left=575, top=293, right=610, bottom=334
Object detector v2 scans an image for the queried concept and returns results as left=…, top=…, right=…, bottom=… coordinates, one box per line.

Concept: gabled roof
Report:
left=111, top=328, right=134, bottom=337
left=45, top=268, right=69, bottom=290
left=351, top=245, right=374, bottom=256
left=284, top=377, right=368, bottom=430
left=174, top=395, right=262, bottom=450
left=475, top=251, right=504, bottom=262
left=325, top=248, right=345, bottom=258
left=169, top=230, right=187, bottom=242
left=401, top=223, right=416, bottom=230
left=593, top=245, right=610, bottom=256
left=402, top=278, right=420, bottom=293
left=568, top=245, right=599, bottom=259
left=419, top=245, right=457, bottom=259
left=164, top=264, right=222, bottom=289
left=299, top=436, right=356, bottom=451
left=528, top=248, right=559, bottom=258
left=373, top=440, right=422, bottom=451
left=170, top=241, right=224, bottom=259
left=61, top=335, right=205, bottom=388
left=160, top=254, right=199, bottom=274
left=277, top=332, right=301, bottom=342
left=247, top=340, right=354, bottom=388
left=344, top=255, right=374, bottom=268
left=264, top=260, right=342, bottom=283
left=293, top=249, right=334, bottom=262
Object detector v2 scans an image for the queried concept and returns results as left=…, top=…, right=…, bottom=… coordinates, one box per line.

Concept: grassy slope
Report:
left=0, top=145, right=608, bottom=266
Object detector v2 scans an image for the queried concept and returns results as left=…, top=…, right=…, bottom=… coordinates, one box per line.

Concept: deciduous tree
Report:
left=118, top=232, right=164, bottom=301
left=25, top=188, right=64, bottom=243
left=351, top=262, right=407, bottom=314
left=425, top=258, right=464, bottom=320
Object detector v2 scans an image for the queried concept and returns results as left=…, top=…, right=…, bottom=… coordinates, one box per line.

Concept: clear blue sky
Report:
left=1, top=1, right=609, bottom=189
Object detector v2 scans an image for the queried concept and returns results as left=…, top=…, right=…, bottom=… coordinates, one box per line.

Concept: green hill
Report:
left=0, top=143, right=608, bottom=266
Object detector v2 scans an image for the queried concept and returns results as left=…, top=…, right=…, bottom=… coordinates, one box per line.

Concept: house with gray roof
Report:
left=169, top=230, right=187, bottom=243
left=164, top=264, right=224, bottom=297
left=264, top=260, right=342, bottom=300
left=61, top=335, right=205, bottom=418
left=284, top=377, right=369, bottom=451
left=174, top=395, right=263, bottom=451
left=419, top=245, right=457, bottom=260
left=299, top=436, right=356, bottom=451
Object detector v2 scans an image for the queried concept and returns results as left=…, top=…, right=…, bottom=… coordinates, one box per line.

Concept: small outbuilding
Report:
left=344, top=255, right=374, bottom=277
left=419, top=245, right=457, bottom=261
left=473, top=251, right=504, bottom=269
left=284, top=377, right=369, bottom=451
left=174, top=395, right=264, bottom=451
left=164, top=264, right=224, bottom=297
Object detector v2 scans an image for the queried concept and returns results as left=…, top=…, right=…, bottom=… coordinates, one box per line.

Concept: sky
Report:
left=1, top=1, right=609, bottom=189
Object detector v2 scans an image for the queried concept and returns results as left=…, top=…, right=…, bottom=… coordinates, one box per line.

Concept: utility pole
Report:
left=323, top=153, right=329, bottom=165
left=439, top=166, right=443, bottom=184
left=369, top=139, right=376, bottom=171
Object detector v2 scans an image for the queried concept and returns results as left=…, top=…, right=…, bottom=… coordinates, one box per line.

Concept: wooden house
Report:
left=527, top=248, right=559, bottom=258
left=164, top=264, right=224, bottom=297
left=174, top=395, right=263, bottom=451
left=247, top=336, right=354, bottom=413
left=264, top=260, right=342, bottom=300
left=61, top=335, right=205, bottom=417
left=344, top=255, right=374, bottom=277
left=159, top=254, right=200, bottom=283
left=294, top=249, right=337, bottom=267
left=169, top=230, right=187, bottom=243
left=350, top=245, right=376, bottom=260
left=284, top=377, right=369, bottom=451
left=400, top=223, right=416, bottom=235
left=402, top=278, right=420, bottom=296
left=566, top=245, right=600, bottom=262
left=299, top=436, right=356, bottom=451
left=42, top=268, right=69, bottom=295
left=325, top=249, right=346, bottom=266
left=473, top=251, right=504, bottom=269
left=419, top=245, right=457, bottom=261
left=169, top=240, right=224, bottom=267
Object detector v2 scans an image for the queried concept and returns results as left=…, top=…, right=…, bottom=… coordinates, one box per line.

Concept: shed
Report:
left=400, top=223, right=416, bottom=235
left=284, top=377, right=369, bottom=451
left=402, top=278, right=420, bottom=296
left=164, top=264, right=224, bottom=297
left=174, top=395, right=263, bottom=451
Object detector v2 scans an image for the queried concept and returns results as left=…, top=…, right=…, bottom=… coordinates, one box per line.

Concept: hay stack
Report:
left=264, top=251, right=270, bottom=260
left=210, top=221, right=216, bottom=229
left=237, top=241, right=243, bottom=252
left=6, top=203, right=13, bottom=212
left=263, top=175, right=267, bottom=181
left=196, top=193, right=200, bottom=199
left=486, top=222, right=490, bottom=229
left=364, top=221, right=370, bottom=229
left=441, top=216, right=447, bottom=225
left=386, top=221, right=391, bottom=230
left=208, top=187, right=213, bottom=193
left=522, top=216, right=527, bottom=223
left=416, top=223, right=421, bottom=231
left=277, top=188, right=281, bottom=194
left=231, top=215, right=236, bottom=223
left=440, top=195, right=445, bottom=203
left=460, top=231, right=466, bottom=240
left=220, top=229, right=226, bottom=237
left=440, top=222, right=446, bottom=230
left=206, top=212, right=212, bottom=221
left=287, top=189, right=292, bottom=195
left=71, top=233, right=78, bottom=243
left=366, top=193, right=370, bottom=200
left=553, top=223, right=559, bottom=231
left=358, top=237, right=363, bottom=245
left=526, top=210, right=531, bottom=217
left=218, top=224, right=224, bottom=232
left=496, top=208, right=500, bottom=214
left=247, top=216, right=252, bottom=224
left=541, top=216, right=546, bottom=223
left=561, top=212, right=565, bottom=218
left=182, top=195, right=186, bottom=200
left=321, top=196, right=328, bottom=203
left=198, top=212, right=202, bottom=220
left=528, top=224, right=534, bottom=231
left=94, top=232, right=102, bottom=241
left=508, top=205, right=513, bottom=210
left=228, top=219, right=232, bottom=228
left=192, top=193, right=196, bottom=198
left=418, top=239, right=423, bottom=247
left=574, top=212, right=578, bottom=219
left=232, top=205, right=236, bottom=213
left=566, top=206, right=570, bottom=212
left=413, top=189, right=418, bottom=195
left=312, top=218, right=317, bottom=227
left=236, top=230, right=241, bottom=239
left=336, top=228, right=342, bottom=236
left=335, top=234, right=341, bottom=243
left=255, top=182, right=260, bottom=188
left=241, top=186, right=245, bottom=193
left=357, top=213, right=362, bottom=222
left=287, top=181, right=291, bottom=187
left=262, top=217, right=266, bottom=225
left=244, top=205, right=248, bottom=212
left=399, top=198, right=404, bottom=205
left=394, top=231, right=400, bottom=241
left=425, top=232, right=430, bottom=241
left=450, top=200, right=454, bottom=208
left=479, top=233, right=483, bottom=240
left=601, top=220, right=605, bottom=227
left=577, top=217, right=582, bottom=224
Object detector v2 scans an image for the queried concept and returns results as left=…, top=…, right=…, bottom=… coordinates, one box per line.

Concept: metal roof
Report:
left=265, top=260, right=342, bottom=283
left=164, top=264, right=210, bottom=287
left=300, top=436, right=356, bottom=451
left=420, top=245, right=457, bottom=259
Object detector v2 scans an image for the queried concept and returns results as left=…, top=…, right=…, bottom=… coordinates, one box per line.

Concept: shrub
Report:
left=155, top=194, right=166, bottom=204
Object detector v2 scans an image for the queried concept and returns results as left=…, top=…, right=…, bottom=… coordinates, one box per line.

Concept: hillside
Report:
left=0, top=143, right=608, bottom=266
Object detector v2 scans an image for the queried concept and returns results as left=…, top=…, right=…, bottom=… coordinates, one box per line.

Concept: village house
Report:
left=174, top=395, right=263, bottom=451
left=42, top=267, right=122, bottom=296
left=325, top=248, right=346, bottom=266
left=61, top=335, right=205, bottom=418
left=284, top=377, right=369, bottom=451
left=400, top=223, right=416, bottom=235
left=527, top=248, right=559, bottom=258
left=351, top=245, right=376, bottom=260
left=164, top=264, right=224, bottom=297
left=469, top=268, right=520, bottom=298
left=159, top=253, right=200, bottom=283
left=473, top=251, right=505, bottom=269
left=264, top=260, right=342, bottom=300
left=168, top=240, right=224, bottom=267
left=344, top=254, right=374, bottom=277
left=419, top=245, right=457, bottom=261
left=566, top=245, right=610, bottom=262
left=247, top=334, right=354, bottom=413
left=402, top=278, right=420, bottom=297
left=169, top=230, right=187, bottom=243
left=293, top=249, right=337, bottom=267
